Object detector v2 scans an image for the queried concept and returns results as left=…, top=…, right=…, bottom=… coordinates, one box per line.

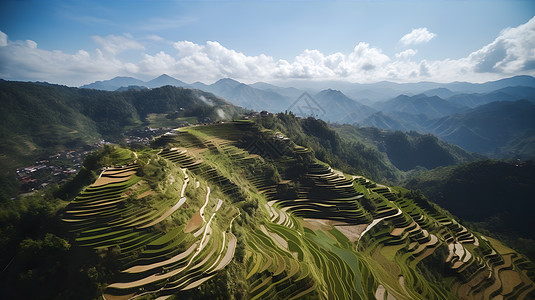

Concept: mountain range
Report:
left=81, top=74, right=535, bottom=158
left=0, top=80, right=485, bottom=202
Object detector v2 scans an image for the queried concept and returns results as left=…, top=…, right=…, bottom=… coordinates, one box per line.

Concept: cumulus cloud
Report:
left=272, top=43, right=390, bottom=81
left=92, top=34, right=144, bottom=55
left=400, top=28, right=436, bottom=46
left=468, top=16, right=535, bottom=74
left=0, top=31, right=140, bottom=85
left=395, top=49, right=417, bottom=60
left=1, top=17, right=535, bottom=86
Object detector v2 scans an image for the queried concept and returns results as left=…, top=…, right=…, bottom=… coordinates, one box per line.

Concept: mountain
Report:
left=207, top=78, right=242, bottom=95
left=333, top=124, right=481, bottom=171
left=358, top=111, right=409, bottom=131
left=201, top=78, right=291, bottom=112
left=250, top=81, right=305, bottom=99
left=445, top=75, right=535, bottom=93
left=359, top=111, right=430, bottom=132
left=274, top=75, right=535, bottom=102
left=447, top=86, right=535, bottom=108
left=2, top=77, right=535, bottom=298
left=77, top=75, right=535, bottom=159
left=146, top=74, right=188, bottom=88
left=313, top=89, right=376, bottom=123
left=428, top=100, right=535, bottom=157
left=423, top=87, right=456, bottom=98
left=80, top=76, right=146, bottom=91
left=374, top=94, right=467, bottom=119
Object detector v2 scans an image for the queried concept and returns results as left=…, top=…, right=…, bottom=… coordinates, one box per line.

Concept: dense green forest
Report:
left=333, top=124, right=481, bottom=171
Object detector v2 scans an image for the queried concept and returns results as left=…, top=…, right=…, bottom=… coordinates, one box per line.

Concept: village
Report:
left=15, top=126, right=173, bottom=194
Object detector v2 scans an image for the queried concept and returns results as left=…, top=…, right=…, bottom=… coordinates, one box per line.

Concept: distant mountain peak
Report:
left=80, top=76, right=145, bottom=91
left=154, top=74, right=174, bottom=79
left=215, top=78, right=241, bottom=85
left=146, top=74, right=186, bottom=88
left=317, top=88, right=349, bottom=98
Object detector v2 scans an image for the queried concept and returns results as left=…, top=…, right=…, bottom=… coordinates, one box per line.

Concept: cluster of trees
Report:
left=0, top=187, right=103, bottom=299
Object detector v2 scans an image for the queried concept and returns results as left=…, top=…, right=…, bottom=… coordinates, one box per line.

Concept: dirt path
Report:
left=357, top=208, right=402, bottom=248
left=180, top=168, right=188, bottom=197
left=199, top=186, right=211, bottom=221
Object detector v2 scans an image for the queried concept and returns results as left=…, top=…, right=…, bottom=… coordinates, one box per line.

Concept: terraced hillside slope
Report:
left=64, top=121, right=535, bottom=299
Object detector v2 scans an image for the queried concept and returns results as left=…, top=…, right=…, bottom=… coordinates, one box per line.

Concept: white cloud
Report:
left=0, top=30, right=7, bottom=47
left=0, top=34, right=140, bottom=86
left=395, top=49, right=417, bottom=60
left=1, top=17, right=535, bottom=87
left=91, top=34, right=144, bottom=55
left=468, top=16, right=535, bottom=74
left=400, top=28, right=436, bottom=46
left=145, top=34, right=165, bottom=42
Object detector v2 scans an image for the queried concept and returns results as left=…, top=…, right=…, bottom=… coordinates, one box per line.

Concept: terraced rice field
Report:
left=65, top=122, right=535, bottom=299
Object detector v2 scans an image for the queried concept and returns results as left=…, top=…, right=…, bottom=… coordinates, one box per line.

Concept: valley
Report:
left=0, top=78, right=534, bottom=299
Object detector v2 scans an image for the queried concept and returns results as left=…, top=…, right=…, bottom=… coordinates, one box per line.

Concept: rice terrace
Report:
left=2, top=1, right=535, bottom=299
left=59, top=120, right=535, bottom=299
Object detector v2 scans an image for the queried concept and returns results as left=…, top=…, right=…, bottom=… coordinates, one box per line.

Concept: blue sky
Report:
left=0, top=0, right=534, bottom=86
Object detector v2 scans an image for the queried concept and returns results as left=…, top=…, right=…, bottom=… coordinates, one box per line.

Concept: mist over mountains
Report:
left=81, top=74, right=535, bottom=158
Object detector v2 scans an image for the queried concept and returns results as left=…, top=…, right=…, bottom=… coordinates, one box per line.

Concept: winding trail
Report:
left=199, top=187, right=211, bottom=221
left=180, top=168, right=188, bottom=197
left=357, top=208, right=402, bottom=248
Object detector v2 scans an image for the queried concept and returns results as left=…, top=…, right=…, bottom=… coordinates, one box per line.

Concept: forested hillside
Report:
left=0, top=81, right=245, bottom=200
